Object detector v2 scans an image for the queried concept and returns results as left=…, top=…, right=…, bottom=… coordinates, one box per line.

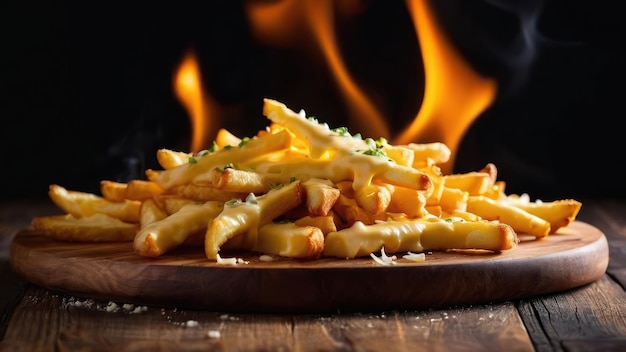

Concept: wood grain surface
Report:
left=8, top=221, right=608, bottom=313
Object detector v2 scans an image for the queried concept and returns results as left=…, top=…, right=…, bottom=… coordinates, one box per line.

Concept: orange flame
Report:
left=305, top=1, right=389, bottom=139
left=394, top=0, right=497, bottom=172
left=173, top=48, right=221, bottom=152
left=178, top=0, right=496, bottom=172
left=246, top=0, right=389, bottom=139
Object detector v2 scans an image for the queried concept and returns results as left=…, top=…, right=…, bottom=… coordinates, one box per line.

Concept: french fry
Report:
left=156, top=149, right=192, bottom=169
left=354, top=183, right=392, bottom=216
left=323, top=217, right=517, bottom=258
left=332, top=194, right=374, bottom=226
left=438, top=187, right=468, bottom=213
left=294, top=215, right=337, bottom=236
left=383, top=145, right=415, bottom=166
left=252, top=222, right=324, bottom=259
left=212, top=167, right=269, bottom=193
left=215, top=128, right=242, bottom=147
left=100, top=180, right=127, bottom=202
left=302, top=178, right=340, bottom=216
left=125, top=180, right=165, bottom=201
left=387, top=185, right=427, bottom=218
left=443, top=172, right=493, bottom=196
left=405, top=142, right=451, bottom=168
left=504, top=197, right=582, bottom=233
left=204, top=180, right=304, bottom=260
left=32, top=213, right=138, bottom=242
left=169, top=183, right=247, bottom=202
left=263, top=98, right=370, bottom=159
left=152, top=195, right=196, bottom=215
left=154, top=129, right=292, bottom=190
left=134, top=201, right=223, bottom=257
left=49, top=184, right=141, bottom=223
left=466, top=195, right=551, bottom=238
left=139, top=198, right=168, bottom=227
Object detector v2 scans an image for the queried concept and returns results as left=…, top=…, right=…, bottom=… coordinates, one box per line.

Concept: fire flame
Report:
left=173, top=48, right=222, bottom=153
left=396, top=0, right=497, bottom=173
left=175, top=0, right=497, bottom=172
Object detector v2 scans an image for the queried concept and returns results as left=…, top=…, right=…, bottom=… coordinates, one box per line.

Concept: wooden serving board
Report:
left=9, top=221, right=608, bottom=313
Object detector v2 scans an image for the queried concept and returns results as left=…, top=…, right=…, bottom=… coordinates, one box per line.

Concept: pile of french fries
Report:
left=32, top=98, right=582, bottom=262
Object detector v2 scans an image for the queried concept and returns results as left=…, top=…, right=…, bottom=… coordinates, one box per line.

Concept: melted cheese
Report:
left=207, top=201, right=261, bottom=253
left=134, top=201, right=223, bottom=257
left=323, top=220, right=425, bottom=258
left=323, top=218, right=517, bottom=259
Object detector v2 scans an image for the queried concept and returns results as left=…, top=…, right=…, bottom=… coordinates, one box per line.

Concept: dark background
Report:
left=1, top=0, right=624, bottom=201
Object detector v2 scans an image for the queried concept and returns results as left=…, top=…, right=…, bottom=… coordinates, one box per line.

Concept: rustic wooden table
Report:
left=1, top=198, right=625, bottom=351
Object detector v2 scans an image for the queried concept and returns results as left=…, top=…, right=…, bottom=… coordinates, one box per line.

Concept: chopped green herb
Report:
left=188, top=156, right=198, bottom=165
left=331, top=126, right=351, bottom=137
left=238, top=137, right=251, bottom=147
left=225, top=198, right=241, bottom=206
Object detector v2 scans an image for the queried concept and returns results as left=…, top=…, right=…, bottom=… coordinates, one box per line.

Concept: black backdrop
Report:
left=1, top=0, right=624, bottom=201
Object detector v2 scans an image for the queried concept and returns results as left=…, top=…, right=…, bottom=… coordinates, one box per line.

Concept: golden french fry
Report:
left=425, top=205, right=442, bottom=217
left=302, top=178, right=340, bottom=216
left=483, top=180, right=507, bottom=200
left=139, top=198, right=168, bottom=228
left=32, top=213, right=138, bottom=242
left=134, top=201, right=223, bottom=257
left=263, top=98, right=370, bottom=159
left=505, top=197, right=582, bottom=233
left=212, top=168, right=269, bottom=193
left=334, top=180, right=354, bottom=197
left=443, top=172, right=493, bottom=196
left=294, top=215, right=337, bottom=236
left=169, top=183, right=247, bottom=202
left=405, top=142, right=451, bottom=168
left=157, top=196, right=196, bottom=215
left=387, top=185, right=428, bottom=218
left=215, top=128, right=242, bottom=148
left=100, top=180, right=127, bottom=202
left=49, top=184, right=140, bottom=223
left=156, top=149, right=192, bottom=169
left=466, top=195, right=551, bottom=238
left=145, top=169, right=161, bottom=182
left=252, top=222, right=324, bottom=259
left=383, top=145, right=415, bottom=166
left=438, top=187, right=468, bottom=213
left=332, top=194, right=374, bottom=226
left=425, top=173, right=445, bottom=205
left=354, top=183, right=392, bottom=216
left=155, top=129, right=292, bottom=190
left=204, top=180, right=304, bottom=260
left=323, top=217, right=517, bottom=258
left=125, top=180, right=165, bottom=201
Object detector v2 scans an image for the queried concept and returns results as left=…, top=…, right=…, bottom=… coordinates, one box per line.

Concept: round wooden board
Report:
left=9, top=221, right=608, bottom=313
